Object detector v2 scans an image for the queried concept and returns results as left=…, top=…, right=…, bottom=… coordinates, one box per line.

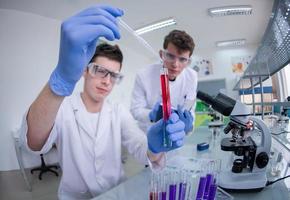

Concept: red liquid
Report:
left=160, top=74, right=171, bottom=121
left=149, top=192, right=159, bottom=200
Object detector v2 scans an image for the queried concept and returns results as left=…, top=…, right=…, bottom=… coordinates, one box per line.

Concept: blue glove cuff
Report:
left=148, top=142, right=159, bottom=154
left=185, top=124, right=193, bottom=133
left=49, top=70, right=76, bottom=96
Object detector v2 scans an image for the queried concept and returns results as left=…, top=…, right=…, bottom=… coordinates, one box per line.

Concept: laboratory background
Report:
left=1, top=0, right=290, bottom=199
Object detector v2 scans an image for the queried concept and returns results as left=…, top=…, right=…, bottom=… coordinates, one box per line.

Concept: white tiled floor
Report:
left=0, top=154, right=144, bottom=200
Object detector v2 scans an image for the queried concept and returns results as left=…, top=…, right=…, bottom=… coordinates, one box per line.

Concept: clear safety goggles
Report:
left=161, top=50, right=191, bottom=65
left=87, top=63, right=124, bottom=84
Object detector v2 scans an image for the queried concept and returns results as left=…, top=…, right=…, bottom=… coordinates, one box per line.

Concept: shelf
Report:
left=234, top=0, right=290, bottom=90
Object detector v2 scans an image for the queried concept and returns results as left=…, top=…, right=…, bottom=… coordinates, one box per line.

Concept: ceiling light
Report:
left=216, top=39, right=246, bottom=47
left=135, top=18, right=176, bottom=35
left=208, top=5, right=252, bottom=17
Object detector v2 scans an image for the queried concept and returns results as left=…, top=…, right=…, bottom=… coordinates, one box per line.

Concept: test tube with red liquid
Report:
left=160, top=67, right=172, bottom=147
left=149, top=173, right=159, bottom=200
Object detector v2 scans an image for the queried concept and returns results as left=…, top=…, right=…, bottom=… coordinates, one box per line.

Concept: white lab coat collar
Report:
left=69, top=93, right=112, bottom=140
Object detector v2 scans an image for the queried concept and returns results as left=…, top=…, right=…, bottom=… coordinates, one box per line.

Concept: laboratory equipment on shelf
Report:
left=197, top=91, right=271, bottom=191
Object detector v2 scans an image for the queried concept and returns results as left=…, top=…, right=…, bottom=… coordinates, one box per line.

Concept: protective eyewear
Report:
left=87, top=63, right=124, bottom=84
left=162, top=50, right=191, bottom=64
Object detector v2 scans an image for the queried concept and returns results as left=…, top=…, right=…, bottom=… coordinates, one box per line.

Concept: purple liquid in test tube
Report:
left=208, top=184, right=217, bottom=200
left=203, top=174, right=213, bottom=199
left=159, top=191, right=166, bottom=200
left=169, top=184, right=177, bottom=200
left=178, top=182, right=187, bottom=200
left=195, top=176, right=207, bottom=200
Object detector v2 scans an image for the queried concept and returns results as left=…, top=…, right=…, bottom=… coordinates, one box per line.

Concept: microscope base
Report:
left=218, top=171, right=267, bottom=192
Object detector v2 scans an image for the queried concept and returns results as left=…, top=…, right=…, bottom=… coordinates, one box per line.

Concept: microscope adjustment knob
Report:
left=256, top=152, right=269, bottom=169
left=232, top=159, right=243, bottom=173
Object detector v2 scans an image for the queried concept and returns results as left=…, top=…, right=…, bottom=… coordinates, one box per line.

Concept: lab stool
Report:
left=30, top=154, right=59, bottom=180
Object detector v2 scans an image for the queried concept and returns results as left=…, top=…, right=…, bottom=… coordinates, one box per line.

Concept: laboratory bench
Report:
left=94, top=126, right=290, bottom=200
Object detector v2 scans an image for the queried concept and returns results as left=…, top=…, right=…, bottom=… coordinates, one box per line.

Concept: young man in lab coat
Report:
left=131, top=30, right=198, bottom=134
left=19, top=5, right=186, bottom=199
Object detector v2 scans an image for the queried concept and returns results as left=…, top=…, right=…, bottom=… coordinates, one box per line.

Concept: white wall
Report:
left=193, top=46, right=258, bottom=99
left=0, top=8, right=260, bottom=170
left=0, top=9, right=60, bottom=170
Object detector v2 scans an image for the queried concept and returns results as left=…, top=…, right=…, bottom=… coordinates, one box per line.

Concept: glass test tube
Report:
left=203, top=161, right=214, bottom=199
left=178, top=170, right=187, bottom=200
left=160, top=67, right=172, bottom=147
left=169, top=170, right=177, bottom=200
left=150, top=172, right=159, bottom=200
left=185, top=170, right=194, bottom=200
left=195, top=162, right=208, bottom=200
left=158, top=171, right=167, bottom=200
left=195, top=177, right=206, bottom=199
left=207, top=160, right=220, bottom=200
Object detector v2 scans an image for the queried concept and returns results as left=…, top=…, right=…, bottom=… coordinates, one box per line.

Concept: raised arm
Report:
left=27, top=84, right=64, bottom=150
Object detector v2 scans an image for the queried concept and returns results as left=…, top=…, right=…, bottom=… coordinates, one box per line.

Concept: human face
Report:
left=83, top=56, right=122, bottom=103
left=160, top=43, right=191, bottom=80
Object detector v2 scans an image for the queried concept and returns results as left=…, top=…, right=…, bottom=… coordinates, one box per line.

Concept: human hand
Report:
left=147, top=113, right=185, bottom=154
left=49, top=5, right=123, bottom=96
left=148, top=101, right=162, bottom=122
left=177, top=105, right=194, bottom=133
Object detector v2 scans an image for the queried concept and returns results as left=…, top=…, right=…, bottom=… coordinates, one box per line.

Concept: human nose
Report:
left=171, top=58, right=179, bottom=68
left=101, top=73, right=111, bottom=84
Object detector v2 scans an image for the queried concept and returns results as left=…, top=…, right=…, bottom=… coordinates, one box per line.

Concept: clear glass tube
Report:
left=160, top=67, right=172, bottom=147
left=158, top=171, right=167, bottom=200
left=178, top=170, right=187, bottom=200
left=118, top=18, right=160, bottom=61
left=168, top=170, right=177, bottom=200
left=149, top=172, right=159, bottom=200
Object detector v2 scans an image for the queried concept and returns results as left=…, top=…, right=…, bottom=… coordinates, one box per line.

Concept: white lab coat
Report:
left=130, top=63, right=198, bottom=133
left=20, top=93, right=160, bottom=199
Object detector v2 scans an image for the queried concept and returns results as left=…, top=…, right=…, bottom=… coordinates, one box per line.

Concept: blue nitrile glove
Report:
left=149, top=101, right=162, bottom=122
left=177, top=105, right=194, bottom=133
left=49, top=5, right=124, bottom=96
left=147, top=113, right=185, bottom=154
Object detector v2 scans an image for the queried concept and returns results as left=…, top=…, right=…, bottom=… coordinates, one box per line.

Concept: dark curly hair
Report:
left=90, top=43, right=123, bottom=69
left=163, top=30, right=195, bottom=56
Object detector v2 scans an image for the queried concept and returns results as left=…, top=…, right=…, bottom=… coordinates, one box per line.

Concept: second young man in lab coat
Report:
left=131, top=30, right=198, bottom=134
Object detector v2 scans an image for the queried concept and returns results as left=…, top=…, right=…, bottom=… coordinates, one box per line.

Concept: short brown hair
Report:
left=163, top=30, right=195, bottom=56
left=90, top=43, right=123, bottom=69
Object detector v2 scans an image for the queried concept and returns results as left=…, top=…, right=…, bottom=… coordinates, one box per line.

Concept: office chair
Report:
left=30, top=154, right=58, bottom=180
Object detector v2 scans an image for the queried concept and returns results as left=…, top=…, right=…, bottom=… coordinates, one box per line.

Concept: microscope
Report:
left=207, top=107, right=224, bottom=142
left=197, top=91, right=271, bottom=191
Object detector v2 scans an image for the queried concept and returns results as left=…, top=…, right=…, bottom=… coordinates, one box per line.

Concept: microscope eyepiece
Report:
left=197, top=91, right=236, bottom=116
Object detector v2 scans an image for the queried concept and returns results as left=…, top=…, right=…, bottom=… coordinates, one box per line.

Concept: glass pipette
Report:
left=118, top=18, right=161, bottom=61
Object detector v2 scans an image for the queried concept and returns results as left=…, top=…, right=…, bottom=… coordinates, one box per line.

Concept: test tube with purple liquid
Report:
left=168, top=170, right=177, bottom=200
left=158, top=171, right=167, bottom=200
left=178, top=170, right=187, bottom=200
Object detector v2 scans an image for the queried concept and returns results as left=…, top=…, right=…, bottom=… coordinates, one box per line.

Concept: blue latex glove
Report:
left=177, top=105, right=194, bottom=133
left=49, top=5, right=124, bottom=96
left=147, top=113, right=185, bottom=154
left=149, top=101, right=162, bottom=122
